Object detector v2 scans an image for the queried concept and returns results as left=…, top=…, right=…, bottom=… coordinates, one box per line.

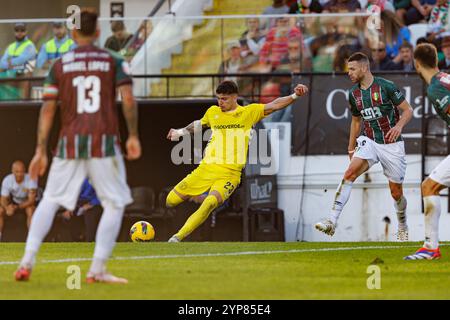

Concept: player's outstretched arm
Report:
left=119, top=84, right=141, bottom=160
left=263, top=84, right=308, bottom=116
left=167, top=120, right=204, bottom=141
left=385, top=100, right=413, bottom=143
left=348, top=115, right=362, bottom=161
left=29, top=100, right=58, bottom=180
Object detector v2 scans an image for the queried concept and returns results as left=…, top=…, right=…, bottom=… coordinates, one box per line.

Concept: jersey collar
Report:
left=359, top=77, right=375, bottom=91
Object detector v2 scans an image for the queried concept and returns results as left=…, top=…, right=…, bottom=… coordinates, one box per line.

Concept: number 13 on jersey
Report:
left=72, top=75, right=101, bottom=114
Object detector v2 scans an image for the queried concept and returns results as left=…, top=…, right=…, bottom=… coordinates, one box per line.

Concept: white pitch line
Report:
left=1, top=244, right=445, bottom=266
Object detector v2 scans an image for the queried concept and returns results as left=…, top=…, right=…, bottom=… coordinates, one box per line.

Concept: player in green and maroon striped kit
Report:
left=405, top=44, right=450, bottom=260
left=315, top=52, right=413, bottom=240
left=15, top=10, right=141, bottom=283
left=44, top=36, right=131, bottom=159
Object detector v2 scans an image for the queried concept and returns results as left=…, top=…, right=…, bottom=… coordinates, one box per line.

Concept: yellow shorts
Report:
left=174, top=164, right=241, bottom=202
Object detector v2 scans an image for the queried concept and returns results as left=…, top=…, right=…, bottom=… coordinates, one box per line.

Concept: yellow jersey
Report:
left=200, top=103, right=265, bottom=172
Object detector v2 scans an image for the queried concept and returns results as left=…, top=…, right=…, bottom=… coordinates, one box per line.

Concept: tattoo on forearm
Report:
left=185, top=121, right=195, bottom=134
left=184, top=120, right=202, bottom=134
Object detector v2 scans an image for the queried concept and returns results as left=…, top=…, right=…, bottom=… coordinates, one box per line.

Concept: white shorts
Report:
left=43, top=151, right=132, bottom=211
left=429, top=155, right=450, bottom=187
left=354, top=136, right=406, bottom=184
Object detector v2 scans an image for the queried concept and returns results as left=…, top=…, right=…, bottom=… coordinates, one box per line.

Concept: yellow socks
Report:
left=175, top=195, right=219, bottom=240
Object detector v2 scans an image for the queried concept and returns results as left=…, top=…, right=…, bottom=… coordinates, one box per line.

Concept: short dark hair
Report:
left=78, top=8, right=98, bottom=36
left=414, top=43, right=438, bottom=69
left=111, top=21, right=125, bottom=33
left=400, top=41, right=413, bottom=51
left=416, top=38, right=429, bottom=46
left=347, top=52, right=369, bottom=64
left=216, top=80, right=238, bottom=95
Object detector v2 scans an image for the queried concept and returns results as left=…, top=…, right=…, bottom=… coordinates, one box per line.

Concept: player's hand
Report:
left=126, top=136, right=141, bottom=160
left=62, top=210, right=73, bottom=220
left=167, top=128, right=185, bottom=141
left=167, top=128, right=178, bottom=141
left=29, top=149, right=48, bottom=181
left=293, top=84, right=308, bottom=97
left=82, top=203, right=93, bottom=210
left=385, top=125, right=402, bottom=143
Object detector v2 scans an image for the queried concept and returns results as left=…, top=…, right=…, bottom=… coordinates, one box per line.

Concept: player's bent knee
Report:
left=422, top=178, right=443, bottom=196
left=389, top=184, right=403, bottom=200
left=343, top=168, right=358, bottom=181
left=202, top=195, right=219, bottom=212
left=208, top=191, right=223, bottom=205
left=166, top=190, right=183, bottom=208
left=390, top=189, right=402, bottom=201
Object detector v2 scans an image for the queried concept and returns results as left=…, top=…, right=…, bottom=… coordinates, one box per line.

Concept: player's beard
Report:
left=354, top=73, right=365, bottom=84
left=15, top=35, right=25, bottom=42
left=349, top=75, right=361, bottom=84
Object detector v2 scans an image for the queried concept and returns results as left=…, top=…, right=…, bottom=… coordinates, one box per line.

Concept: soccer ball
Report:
left=130, top=221, right=155, bottom=242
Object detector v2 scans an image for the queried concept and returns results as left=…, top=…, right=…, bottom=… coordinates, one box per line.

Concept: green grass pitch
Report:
left=0, top=242, right=449, bottom=299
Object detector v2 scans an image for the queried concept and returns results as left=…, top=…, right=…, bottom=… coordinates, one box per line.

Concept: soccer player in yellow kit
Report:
left=166, top=80, right=308, bottom=242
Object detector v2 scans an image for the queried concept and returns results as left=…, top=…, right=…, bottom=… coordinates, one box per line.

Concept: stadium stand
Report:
left=150, top=0, right=272, bottom=98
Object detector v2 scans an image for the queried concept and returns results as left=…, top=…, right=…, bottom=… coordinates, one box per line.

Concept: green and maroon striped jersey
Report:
left=427, top=72, right=450, bottom=126
left=42, top=45, right=132, bottom=159
left=349, top=77, right=405, bottom=144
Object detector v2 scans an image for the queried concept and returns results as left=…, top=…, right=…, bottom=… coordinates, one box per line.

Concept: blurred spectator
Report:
left=218, top=36, right=262, bottom=97
left=285, top=0, right=298, bottom=5
left=261, top=78, right=291, bottom=122
left=104, top=21, right=133, bottom=53
left=438, top=36, right=450, bottom=69
left=322, top=0, right=362, bottom=12
left=370, top=40, right=403, bottom=70
left=309, top=16, right=362, bottom=71
left=0, top=161, right=37, bottom=241
left=37, top=22, right=76, bottom=69
left=0, top=23, right=37, bottom=99
left=404, top=0, right=436, bottom=25
left=267, top=37, right=306, bottom=122
left=237, top=36, right=265, bottom=97
left=398, top=41, right=416, bottom=70
left=123, top=20, right=153, bottom=60
left=394, top=0, right=412, bottom=24
left=289, top=0, right=327, bottom=13
left=61, top=178, right=102, bottom=242
left=278, top=37, right=303, bottom=72
left=263, top=0, right=290, bottom=30
left=0, top=23, right=37, bottom=75
left=415, top=0, right=449, bottom=50
left=416, top=37, right=431, bottom=44
left=333, top=41, right=360, bottom=71
left=219, top=40, right=244, bottom=82
left=259, top=17, right=303, bottom=70
left=366, top=0, right=396, bottom=12
left=263, top=0, right=290, bottom=14
left=240, top=18, right=266, bottom=56
left=381, top=11, right=411, bottom=62
left=426, top=0, right=450, bottom=41
left=260, top=80, right=281, bottom=105
left=239, top=40, right=262, bottom=72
